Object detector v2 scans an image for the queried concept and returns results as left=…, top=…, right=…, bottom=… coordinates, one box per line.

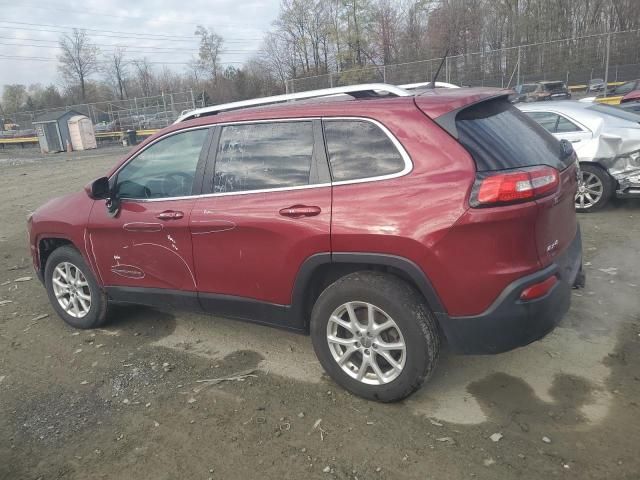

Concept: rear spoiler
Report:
left=414, top=90, right=511, bottom=138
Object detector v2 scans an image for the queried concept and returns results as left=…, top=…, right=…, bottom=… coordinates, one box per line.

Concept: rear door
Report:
left=190, top=120, right=331, bottom=319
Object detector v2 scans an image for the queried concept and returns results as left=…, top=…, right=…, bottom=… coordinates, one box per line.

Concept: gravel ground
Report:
left=1, top=146, right=639, bottom=480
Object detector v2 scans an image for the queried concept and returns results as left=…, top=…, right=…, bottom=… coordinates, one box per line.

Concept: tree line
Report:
left=2, top=0, right=640, bottom=119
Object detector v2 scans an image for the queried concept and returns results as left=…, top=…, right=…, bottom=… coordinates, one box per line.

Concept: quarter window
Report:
left=213, top=122, right=314, bottom=193
left=524, top=112, right=580, bottom=133
left=323, top=120, right=405, bottom=182
left=116, top=128, right=209, bottom=199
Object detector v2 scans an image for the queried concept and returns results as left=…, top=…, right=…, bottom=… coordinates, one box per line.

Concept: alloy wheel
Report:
left=51, top=261, right=92, bottom=318
left=326, top=301, right=406, bottom=385
left=576, top=171, right=603, bottom=209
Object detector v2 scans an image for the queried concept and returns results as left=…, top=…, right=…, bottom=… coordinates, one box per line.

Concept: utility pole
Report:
left=603, top=33, right=611, bottom=98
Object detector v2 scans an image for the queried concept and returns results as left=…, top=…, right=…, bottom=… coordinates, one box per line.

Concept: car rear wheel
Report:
left=575, top=164, right=613, bottom=212
left=44, top=246, right=108, bottom=329
left=310, top=272, right=440, bottom=402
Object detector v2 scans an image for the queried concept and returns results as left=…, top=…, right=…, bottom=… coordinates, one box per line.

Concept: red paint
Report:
left=28, top=88, right=578, bottom=318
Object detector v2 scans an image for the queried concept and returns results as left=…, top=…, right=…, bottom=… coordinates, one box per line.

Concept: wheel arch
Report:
left=291, top=253, right=446, bottom=331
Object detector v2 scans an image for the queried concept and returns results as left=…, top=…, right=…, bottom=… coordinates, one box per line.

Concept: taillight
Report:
left=520, top=275, right=558, bottom=301
left=470, top=166, right=559, bottom=207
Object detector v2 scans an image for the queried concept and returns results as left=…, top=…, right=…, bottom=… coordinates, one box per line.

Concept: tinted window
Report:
left=214, top=122, right=313, bottom=193
left=323, top=120, right=405, bottom=182
left=456, top=99, right=570, bottom=172
left=542, top=82, right=566, bottom=91
left=117, top=128, right=208, bottom=199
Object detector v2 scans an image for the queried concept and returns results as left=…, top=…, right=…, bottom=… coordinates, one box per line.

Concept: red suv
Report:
left=28, top=84, right=584, bottom=402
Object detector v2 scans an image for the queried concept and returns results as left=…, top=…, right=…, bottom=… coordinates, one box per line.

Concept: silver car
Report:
left=517, top=101, right=640, bottom=211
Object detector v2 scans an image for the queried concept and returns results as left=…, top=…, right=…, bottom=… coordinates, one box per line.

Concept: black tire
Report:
left=44, top=245, right=109, bottom=329
left=576, top=164, right=613, bottom=212
left=310, top=271, right=440, bottom=402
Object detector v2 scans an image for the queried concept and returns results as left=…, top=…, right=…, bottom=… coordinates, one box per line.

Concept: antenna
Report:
left=428, top=49, right=449, bottom=89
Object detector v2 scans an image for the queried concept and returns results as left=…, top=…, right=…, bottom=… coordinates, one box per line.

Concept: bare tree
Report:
left=58, top=29, right=99, bottom=102
left=195, top=25, right=224, bottom=82
left=106, top=48, right=128, bottom=100
left=131, top=58, right=155, bottom=97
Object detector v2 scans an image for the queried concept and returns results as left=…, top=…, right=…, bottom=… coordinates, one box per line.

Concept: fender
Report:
left=290, top=252, right=447, bottom=329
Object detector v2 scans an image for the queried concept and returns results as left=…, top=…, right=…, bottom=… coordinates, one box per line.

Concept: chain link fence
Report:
left=3, top=91, right=200, bottom=138
left=287, top=30, right=640, bottom=93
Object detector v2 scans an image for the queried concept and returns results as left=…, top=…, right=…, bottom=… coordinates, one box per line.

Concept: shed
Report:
left=68, top=115, right=97, bottom=151
left=32, top=110, right=82, bottom=153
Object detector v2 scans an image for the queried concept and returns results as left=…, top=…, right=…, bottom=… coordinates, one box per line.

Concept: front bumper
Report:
left=437, top=226, right=583, bottom=354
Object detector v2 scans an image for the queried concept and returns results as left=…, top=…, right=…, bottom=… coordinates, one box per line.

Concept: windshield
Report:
left=521, top=84, right=537, bottom=93
left=588, top=104, right=640, bottom=123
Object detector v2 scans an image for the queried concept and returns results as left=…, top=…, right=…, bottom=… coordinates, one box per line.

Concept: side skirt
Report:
left=104, top=286, right=305, bottom=333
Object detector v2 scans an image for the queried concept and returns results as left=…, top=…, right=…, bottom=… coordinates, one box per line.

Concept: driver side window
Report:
left=117, top=128, right=209, bottom=199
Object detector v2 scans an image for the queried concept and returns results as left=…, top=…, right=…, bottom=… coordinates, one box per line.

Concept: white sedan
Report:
left=517, top=101, right=640, bottom=211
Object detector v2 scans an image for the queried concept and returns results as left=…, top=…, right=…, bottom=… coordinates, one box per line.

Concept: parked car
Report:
left=518, top=101, right=640, bottom=211
left=511, top=81, right=571, bottom=103
left=595, top=79, right=640, bottom=105
left=586, top=78, right=605, bottom=93
left=28, top=84, right=584, bottom=402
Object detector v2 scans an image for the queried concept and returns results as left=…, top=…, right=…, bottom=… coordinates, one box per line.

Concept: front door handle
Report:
left=156, top=210, right=184, bottom=220
left=279, top=205, right=321, bottom=218
left=570, top=139, right=582, bottom=143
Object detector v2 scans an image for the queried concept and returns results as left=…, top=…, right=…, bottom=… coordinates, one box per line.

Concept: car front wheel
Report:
left=310, top=272, right=440, bottom=402
left=44, top=245, right=108, bottom=329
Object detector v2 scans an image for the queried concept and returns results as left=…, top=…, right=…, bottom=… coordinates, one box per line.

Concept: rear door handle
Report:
left=156, top=210, right=184, bottom=220
left=279, top=205, right=321, bottom=218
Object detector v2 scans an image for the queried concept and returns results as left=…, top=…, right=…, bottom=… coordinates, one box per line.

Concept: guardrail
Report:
left=0, top=129, right=160, bottom=149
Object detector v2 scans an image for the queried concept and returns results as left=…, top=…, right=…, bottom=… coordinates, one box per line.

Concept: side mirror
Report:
left=559, top=139, right=574, bottom=159
left=87, top=176, right=111, bottom=200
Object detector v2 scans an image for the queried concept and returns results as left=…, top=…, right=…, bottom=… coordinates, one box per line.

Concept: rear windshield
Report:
left=542, top=82, right=566, bottom=91
left=588, top=104, right=640, bottom=123
left=455, top=99, right=571, bottom=172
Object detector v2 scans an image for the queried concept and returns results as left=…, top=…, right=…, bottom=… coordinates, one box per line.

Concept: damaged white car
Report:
left=518, top=101, right=640, bottom=211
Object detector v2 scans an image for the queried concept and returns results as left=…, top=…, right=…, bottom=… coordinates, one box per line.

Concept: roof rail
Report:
left=174, top=83, right=410, bottom=123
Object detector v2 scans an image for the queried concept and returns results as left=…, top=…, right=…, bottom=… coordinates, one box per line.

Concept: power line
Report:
left=0, top=0, right=269, bottom=29
left=0, top=41, right=261, bottom=55
left=0, top=21, right=262, bottom=42
left=0, top=53, right=245, bottom=66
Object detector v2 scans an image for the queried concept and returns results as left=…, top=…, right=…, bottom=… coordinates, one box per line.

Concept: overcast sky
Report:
left=0, top=0, right=280, bottom=87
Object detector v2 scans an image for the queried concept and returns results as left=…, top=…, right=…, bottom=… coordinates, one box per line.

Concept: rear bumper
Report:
left=437, top=226, right=583, bottom=354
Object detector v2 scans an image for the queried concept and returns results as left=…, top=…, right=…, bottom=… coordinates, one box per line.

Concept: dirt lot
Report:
left=1, top=146, right=639, bottom=480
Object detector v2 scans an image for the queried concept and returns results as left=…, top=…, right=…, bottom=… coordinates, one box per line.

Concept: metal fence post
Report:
left=190, top=89, right=196, bottom=109
left=382, top=66, right=386, bottom=83
left=603, top=33, right=611, bottom=97
left=445, top=57, right=449, bottom=83
left=517, top=46, right=521, bottom=85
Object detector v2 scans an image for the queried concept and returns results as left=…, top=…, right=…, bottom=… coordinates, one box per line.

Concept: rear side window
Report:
left=213, top=122, right=314, bottom=193
left=455, top=99, right=570, bottom=172
left=525, top=112, right=581, bottom=133
left=323, top=120, right=405, bottom=182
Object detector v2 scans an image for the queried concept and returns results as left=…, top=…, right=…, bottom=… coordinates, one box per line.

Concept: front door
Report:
left=88, top=127, right=212, bottom=292
left=190, top=120, right=331, bottom=324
